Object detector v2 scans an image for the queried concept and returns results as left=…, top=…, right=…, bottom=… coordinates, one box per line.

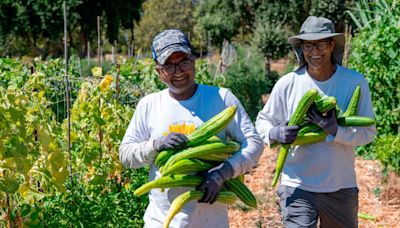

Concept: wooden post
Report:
left=97, top=16, right=101, bottom=67
left=87, top=41, right=90, bottom=67
left=97, top=16, right=103, bottom=149
left=112, top=46, right=115, bottom=64
left=200, top=34, right=203, bottom=58
left=63, top=1, right=73, bottom=186
left=6, top=193, right=12, bottom=228
left=78, top=56, right=82, bottom=77
left=116, top=64, right=120, bottom=99
left=114, top=40, right=118, bottom=63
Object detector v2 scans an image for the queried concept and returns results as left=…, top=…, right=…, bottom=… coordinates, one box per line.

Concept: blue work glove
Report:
left=307, top=103, right=338, bottom=136
left=269, top=124, right=300, bottom=144
left=197, top=162, right=234, bottom=204
left=153, top=132, right=188, bottom=152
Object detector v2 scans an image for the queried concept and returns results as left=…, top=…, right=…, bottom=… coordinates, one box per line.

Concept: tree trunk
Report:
left=265, top=57, right=271, bottom=79
left=131, top=26, right=135, bottom=57
left=79, top=30, right=88, bottom=58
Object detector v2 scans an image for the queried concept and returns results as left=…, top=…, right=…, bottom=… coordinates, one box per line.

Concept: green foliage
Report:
left=348, top=0, right=400, bottom=136
left=0, top=54, right=276, bottom=225
left=135, top=0, right=196, bottom=53
left=0, top=70, right=69, bottom=226
left=0, top=1, right=144, bottom=57
left=222, top=45, right=279, bottom=120
left=0, top=59, right=148, bottom=226
left=0, top=58, right=31, bottom=89
left=308, top=0, right=348, bottom=26
left=41, top=168, right=149, bottom=227
left=252, top=23, right=293, bottom=60
left=373, top=134, right=400, bottom=173
left=195, top=0, right=351, bottom=67
left=195, top=0, right=242, bottom=46
left=254, top=0, right=304, bottom=26
left=193, top=59, right=226, bottom=87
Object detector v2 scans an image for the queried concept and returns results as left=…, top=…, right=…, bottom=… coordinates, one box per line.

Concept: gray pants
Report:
left=277, top=185, right=358, bottom=228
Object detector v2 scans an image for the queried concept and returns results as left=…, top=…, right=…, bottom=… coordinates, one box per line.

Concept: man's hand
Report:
left=153, top=132, right=188, bottom=152
left=197, top=162, right=234, bottom=204
left=269, top=125, right=300, bottom=144
left=307, top=103, right=338, bottom=135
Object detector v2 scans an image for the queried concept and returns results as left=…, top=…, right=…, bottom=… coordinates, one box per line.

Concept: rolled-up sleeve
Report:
left=119, top=99, right=157, bottom=169
left=223, top=91, right=263, bottom=178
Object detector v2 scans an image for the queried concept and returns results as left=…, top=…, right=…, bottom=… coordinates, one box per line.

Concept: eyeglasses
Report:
left=301, top=40, right=331, bottom=52
left=160, top=60, right=193, bottom=75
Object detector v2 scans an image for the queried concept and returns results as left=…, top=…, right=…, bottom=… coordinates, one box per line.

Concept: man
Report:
left=256, top=16, right=376, bottom=227
left=119, top=29, right=263, bottom=228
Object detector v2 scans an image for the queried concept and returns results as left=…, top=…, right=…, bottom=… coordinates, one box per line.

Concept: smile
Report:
left=173, top=77, right=186, bottom=81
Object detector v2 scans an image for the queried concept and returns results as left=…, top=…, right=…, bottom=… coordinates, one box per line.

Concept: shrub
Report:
left=348, top=0, right=400, bottom=158
left=373, top=134, right=400, bottom=173
left=222, top=45, right=279, bottom=121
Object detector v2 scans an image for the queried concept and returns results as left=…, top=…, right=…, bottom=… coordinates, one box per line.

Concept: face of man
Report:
left=156, top=52, right=196, bottom=100
left=301, top=39, right=335, bottom=70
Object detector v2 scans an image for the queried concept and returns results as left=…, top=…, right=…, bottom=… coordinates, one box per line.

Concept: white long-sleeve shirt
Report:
left=119, top=84, right=263, bottom=228
left=256, top=65, right=376, bottom=192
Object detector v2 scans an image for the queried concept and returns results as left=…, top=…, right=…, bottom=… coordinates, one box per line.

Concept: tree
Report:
left=0, top=0, right=81, bottom=56
left=0, top=0, right=144, bottom=57
left=252, top=23, right=293, bottom=75
left=195, top=0, right=352, bottom=71
left=134, top=0, right=196, bottom=54
left=195, top=0, right=242, bottom=47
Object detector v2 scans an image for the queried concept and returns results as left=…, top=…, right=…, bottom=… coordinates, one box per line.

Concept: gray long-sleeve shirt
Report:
left=256, top=65, right=376, bottom=192
left=120, top=84, right=263, bottom=228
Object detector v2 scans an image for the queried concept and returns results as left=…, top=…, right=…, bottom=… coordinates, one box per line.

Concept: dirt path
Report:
left=228, top=147, right=400, bottom=228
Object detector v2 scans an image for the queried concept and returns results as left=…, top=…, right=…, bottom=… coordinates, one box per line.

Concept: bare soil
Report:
left=228, top=147, right=400, bottom=228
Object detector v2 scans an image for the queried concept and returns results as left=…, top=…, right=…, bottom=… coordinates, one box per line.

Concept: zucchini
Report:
left=343, top=85, right=361, bottom=117
left=272, top=89, right=318, bottom=187
left=225, top=178, right=257, bottom=208
left=161, top=158, right=217, bottom=176
left=163, top=190, right=236, bottom=228
left=291, top=131, right=328, bottom=146
left=337, top=116, right=375, bottom=126
left=162, top=141, right=240, bottom=173
left=315, top=96, right=337, bottom=113
left=155, top=136, right=222, bottom=168
left=133, top=174, right=203, bottom=197
left=195, top=152, right=231, bottom=162
left=187, top=105, right=237, bottom=147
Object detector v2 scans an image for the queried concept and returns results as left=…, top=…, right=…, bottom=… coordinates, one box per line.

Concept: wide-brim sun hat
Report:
left=288, top=16, right=345, bottom=69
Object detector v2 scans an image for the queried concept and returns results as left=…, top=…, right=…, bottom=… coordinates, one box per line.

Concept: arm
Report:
left=255, top=82, right=288, bottom=146
left=119, top=99, right=157, bottom=169
left=197, top=91, right=263, bottom=204
left=334, top=79, right=377, bottom=146
left=223, top=91, right=264, bottom=178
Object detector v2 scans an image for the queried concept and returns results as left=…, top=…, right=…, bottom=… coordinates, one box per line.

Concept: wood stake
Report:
left=63, top=1, right=73, bottom=186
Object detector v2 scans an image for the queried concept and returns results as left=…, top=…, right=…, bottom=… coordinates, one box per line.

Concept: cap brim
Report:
left=156, top=45, right=191, bottom=65
left=288, top=33, right=344, bottom=44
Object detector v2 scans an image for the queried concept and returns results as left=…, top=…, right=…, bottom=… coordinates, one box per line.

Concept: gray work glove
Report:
left=197, top=162, right=234, bottom=204
left=153, top=132, right=188, bottom=152
left=269, top=124, right=300, bottom=144
left=307, top=103, right=338, bottom=136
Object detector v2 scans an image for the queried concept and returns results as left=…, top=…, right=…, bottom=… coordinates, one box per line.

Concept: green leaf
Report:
left=0, top=175, right=20, bottom=193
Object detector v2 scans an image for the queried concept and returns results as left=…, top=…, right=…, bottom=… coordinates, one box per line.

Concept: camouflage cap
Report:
left=151, top=29, right=192, bottom=65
